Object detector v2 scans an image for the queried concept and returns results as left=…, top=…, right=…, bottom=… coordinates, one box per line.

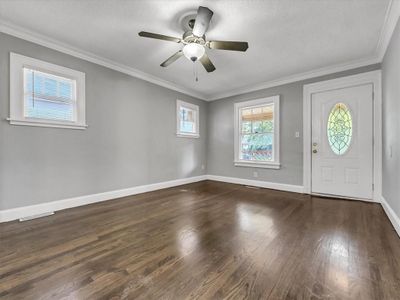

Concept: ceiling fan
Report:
left=138, top=6, right=249, bottom=73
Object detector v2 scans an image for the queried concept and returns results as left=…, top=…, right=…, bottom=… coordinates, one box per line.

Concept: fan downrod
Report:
left=188, top=19, right=195, bottom=29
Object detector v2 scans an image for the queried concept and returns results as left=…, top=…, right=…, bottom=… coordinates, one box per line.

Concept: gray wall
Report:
left=0, top=33, right=207, bottom=210
left=207, top=64, right=380, bottom=186
left=382, top=19, right=400, bottom=219
left=0, top=30, right=386, bottom=212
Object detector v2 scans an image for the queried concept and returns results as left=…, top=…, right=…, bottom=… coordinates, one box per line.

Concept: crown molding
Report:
left=0, top=20, right=206, bottom=100
left=205, top=56, right=380, bottom=101
left=206, top=0, right=399, bottom=101
left=1, top=0, right=398, bottom=103
left=376, top=0, right=400, bottom=61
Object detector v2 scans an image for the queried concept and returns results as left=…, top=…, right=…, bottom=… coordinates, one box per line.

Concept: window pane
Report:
left=181, top=121, right=194, bottom=133
left=241, top=104, right=273, bottom=122
left=241, top=121, right=251, bottom=134
left=239, top=103, right=275, bottom=162
left=262, top=120, right=274, bottom=132
left=24, top=96, right=74, bottom=121
left=252, top=121, right=263, bottom=133
left=180, top=106, right=196, bottom=133
left=23, top=68, right=76, bottom=122
left=240, top=133, right=274, bottom=161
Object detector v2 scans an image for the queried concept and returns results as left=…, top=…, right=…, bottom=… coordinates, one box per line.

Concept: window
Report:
left=234, top=96, right=280, bottom=169
left=176, top=100, right=199, bottom=138
left=327, top=102, right=353, bottom=155
left=9, top=53, right=86, bottom=129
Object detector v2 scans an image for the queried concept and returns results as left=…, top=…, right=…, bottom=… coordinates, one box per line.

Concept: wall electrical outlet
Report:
left=295, top=131, right=300, bottom=138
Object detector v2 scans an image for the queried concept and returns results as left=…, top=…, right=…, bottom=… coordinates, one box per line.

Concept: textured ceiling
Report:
left=0, top=0, right=392, bottom=99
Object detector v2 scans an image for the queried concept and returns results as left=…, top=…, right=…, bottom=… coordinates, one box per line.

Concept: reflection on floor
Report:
left=1, top=180, right=399, bottom=299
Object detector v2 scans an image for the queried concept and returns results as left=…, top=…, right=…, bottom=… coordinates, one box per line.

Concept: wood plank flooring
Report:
left=1, top=180, right=399, bottom=299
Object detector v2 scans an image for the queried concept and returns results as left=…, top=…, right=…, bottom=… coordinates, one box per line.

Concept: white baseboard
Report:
left=0, top=174, right=307, bottom=223
left=206, top=175, right=304, bottom=194
left=6, top=173, right=399, bottom=233
left=380, top=196, right=400, bottom=237
left=7, top=174, right=398, bottom=232
left=0, top=175, right=207, bottom=223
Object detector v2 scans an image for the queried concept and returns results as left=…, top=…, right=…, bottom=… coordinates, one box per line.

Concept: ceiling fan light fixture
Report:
left=183, top=43, right=205, bottom=62
left=138, top=5, right=248, bottom=73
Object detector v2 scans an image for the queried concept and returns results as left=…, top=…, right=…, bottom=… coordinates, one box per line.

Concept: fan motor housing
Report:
left=183, top=31, right=206, bottom=45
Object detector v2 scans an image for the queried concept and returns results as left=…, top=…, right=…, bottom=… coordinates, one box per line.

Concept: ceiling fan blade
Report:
left=199, top=53, right=216, bottom=72
left=192, top=6, right=213, bottom=37
left=208, top=41, right=249, bottom=51
left=160, top=51, right=184, bottom=67
left=138, top=31, right=181, bottom=43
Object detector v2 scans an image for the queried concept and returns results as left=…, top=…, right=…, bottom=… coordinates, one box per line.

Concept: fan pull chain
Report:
left=193, top=61, right=199, bottom=82
left=32, top=70, right=35, bottom=108
left=195, top=62, right=198, bottom=82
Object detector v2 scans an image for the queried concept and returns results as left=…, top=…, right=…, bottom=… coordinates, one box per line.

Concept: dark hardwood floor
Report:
left=1, top=180, right=399, bottom=299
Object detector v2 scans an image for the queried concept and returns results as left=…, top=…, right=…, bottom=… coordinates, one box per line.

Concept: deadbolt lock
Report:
left=312, top=142, right=318, bottom=154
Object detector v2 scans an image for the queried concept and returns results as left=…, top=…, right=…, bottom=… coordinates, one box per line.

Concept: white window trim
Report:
left=176, top=99, right=200, bottom=138
left=8, top=52, right=87, bottom=130
left=234, top=95, right=280, bottom=169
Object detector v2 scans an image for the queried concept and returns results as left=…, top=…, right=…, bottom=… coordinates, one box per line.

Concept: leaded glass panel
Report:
left=327, top=103, right=353, bottom=155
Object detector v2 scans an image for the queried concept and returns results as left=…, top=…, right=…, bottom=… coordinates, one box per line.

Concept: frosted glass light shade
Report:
left=183, top=43, right=205, bottom=61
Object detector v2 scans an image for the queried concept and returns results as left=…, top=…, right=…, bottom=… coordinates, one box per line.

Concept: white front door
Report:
left=311, top=84, right=373, bottom=200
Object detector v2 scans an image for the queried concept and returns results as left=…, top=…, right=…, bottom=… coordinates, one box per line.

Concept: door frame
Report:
left=303, top=70, right=382, bottom=202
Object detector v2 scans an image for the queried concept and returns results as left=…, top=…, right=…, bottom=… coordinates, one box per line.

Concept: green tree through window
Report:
left=240, top=105, right=274, bottom=161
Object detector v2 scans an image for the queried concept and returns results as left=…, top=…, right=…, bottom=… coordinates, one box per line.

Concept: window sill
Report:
left=7, top=118, right=88, bottom=130
left=176, top=133, right=200, bottom=139
left=234, top=160, right=281, bottom=169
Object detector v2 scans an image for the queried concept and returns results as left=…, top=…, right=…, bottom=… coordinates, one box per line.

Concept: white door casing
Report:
left=303, top=71, right=382, bottom=202
left=311, top=84, right=373, bottom=199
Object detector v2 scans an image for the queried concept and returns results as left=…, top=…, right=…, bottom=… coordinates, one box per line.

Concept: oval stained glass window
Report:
left=327, top=103, right=352, bottom=155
